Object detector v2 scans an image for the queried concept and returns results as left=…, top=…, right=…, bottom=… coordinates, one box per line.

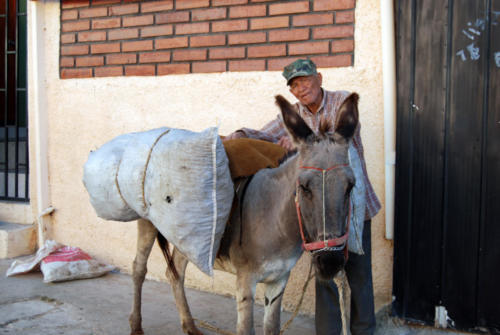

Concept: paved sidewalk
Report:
left=0, top=258, right=480, bottom=335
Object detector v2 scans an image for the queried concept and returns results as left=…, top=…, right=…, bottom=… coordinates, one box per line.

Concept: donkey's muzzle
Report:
left=312, top=249, right=346, bottom=282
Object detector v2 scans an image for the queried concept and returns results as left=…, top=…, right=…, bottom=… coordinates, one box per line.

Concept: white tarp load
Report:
left=83, top=127, right=234, bottom=276
left=347, top=144, right=366, bottom=255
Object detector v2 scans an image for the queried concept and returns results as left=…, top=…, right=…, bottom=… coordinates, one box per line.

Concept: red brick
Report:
left=310, top=54, right=352, bottom=67
left=228, top=31, right=266, bottom=45
left=209, top=47, right=245, bottom=59
left=79, top=7, right=108, bottom=18
left=313, top=25, right=353, bottom=39
left=61, top=10, right=78, bottom=21
left=156, top=36, right=189, bottom=49
left=332, top=39, right=354, bottom=53
left=229, top=59, right=265, bottom=71
left=172, top=49, right=206, bottom=61
left=289, top=41, right=329, bottom=55
left=269, top=28, right=309, bottom=42
left=192, top=61, right=226, bottom=73
left=336, top=10, right=355, bottom=23
left=123, top=40, right=153, bottom=52
left=60, top=57, right=75, bottom=67
left=92, top=17, right=121, bottom=29
left=139, top=51, right=171, bottom=63
left=108, top=28, right=139, bottom=40
left=268, top=57, right=299, bottom=70
left=92, top=0, right=121, bottom=5
left=250, top=16, right=288, bottom=30
left=248, top=44, right=286, bottom=58
left=212, top=20, right=248, bottom=32
left=61, top=33, right=76, bottom=44
left=269, top=1, right=309, bottom=16
left=78, top=31, right=106, bottom=42
left=91, top=42, right=120, bottom=54
left=76, top=56, right=104, bottom=67
left=95, top=66, right=123, bottom=77
left=61, top=68, right=92, bottom=79
left=62, top=20, right=90, bottom=32
left=158, top=63, right=190, bottom=75
left=190, top=35, right=226, bottom=47
left=141, top=25, right=173, bottom=38
left=123, top=15, right=154, bottom=27
left=62, top=1, right=89, bottom=9
left=125, top=65, right=155, bottom=76
left=61, top=45, right=89, bottom=56
left=141, top=1, right=173, bottom=13
left=192, top=8, right=226, bottom=21
left=107, top=54, right=137, bottom=65
left=314, top=0, right=355, bottom=11
left=109, top=3, right=139, bottom=16
left=175, top=22, right=210, bottom=35
left=213, top=0, right=247, bottom=6
left=156, top=12, right=189, bottom=24
left=176, top=0, right=209, bottom=9
left=229, top=5, right=266, bottom=18
left=293, top=13, right=333, bottom=26
left=250, top=0, right=275, bottom=2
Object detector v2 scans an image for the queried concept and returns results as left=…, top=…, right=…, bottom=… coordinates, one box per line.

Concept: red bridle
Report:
left=295, top=163, right=351, bottom=258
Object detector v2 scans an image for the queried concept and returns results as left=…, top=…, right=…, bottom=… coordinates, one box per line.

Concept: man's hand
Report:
left=277, top=136, right=295, bottom=151
left=223, top=131, right=246, bottom=141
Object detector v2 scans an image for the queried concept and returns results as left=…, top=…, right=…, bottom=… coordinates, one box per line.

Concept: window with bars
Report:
left=0, top=0, right=29, bottom=201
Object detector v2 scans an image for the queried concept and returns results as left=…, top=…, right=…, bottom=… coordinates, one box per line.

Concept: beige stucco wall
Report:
left=26, top=0, right=392, bottom=316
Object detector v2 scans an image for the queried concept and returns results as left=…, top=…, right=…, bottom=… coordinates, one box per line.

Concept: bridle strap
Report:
left=295, top=162, right=351, bottom=258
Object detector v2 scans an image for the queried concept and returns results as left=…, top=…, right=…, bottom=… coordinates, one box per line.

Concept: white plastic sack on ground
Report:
left=5, top=240, right=114, bottom=283
left=40, top=245, right=115, bottom=283
left=6, top=240, right=62, bottom=277
left=83, top=127, right=234, bottom=276
left=347, top=144, right=367, bottom=255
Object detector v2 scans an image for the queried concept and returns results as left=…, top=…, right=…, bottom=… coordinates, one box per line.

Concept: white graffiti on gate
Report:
left=455, top=11, right=500, bottom=67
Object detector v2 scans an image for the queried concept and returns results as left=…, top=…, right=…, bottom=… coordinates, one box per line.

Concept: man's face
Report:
left=289, top=73, right=323, bottom=107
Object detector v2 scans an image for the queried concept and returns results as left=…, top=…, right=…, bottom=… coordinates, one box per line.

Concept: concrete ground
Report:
left=0, top=257, right=481, bottom=335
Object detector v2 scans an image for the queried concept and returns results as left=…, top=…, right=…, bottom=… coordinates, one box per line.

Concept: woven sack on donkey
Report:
left=83, top=127, right=234, bottom=276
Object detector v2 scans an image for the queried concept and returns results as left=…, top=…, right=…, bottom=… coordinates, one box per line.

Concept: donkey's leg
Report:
left=263, top=277, right=288, bottom=335
left=129, top=218, right=157, bottom=335
left=166, top=247, right=203, bottom=335
left=236, top=272, right=257, bottom=335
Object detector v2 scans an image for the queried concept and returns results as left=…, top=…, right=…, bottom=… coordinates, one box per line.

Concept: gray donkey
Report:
left=129, top=93, right=359, bottom=335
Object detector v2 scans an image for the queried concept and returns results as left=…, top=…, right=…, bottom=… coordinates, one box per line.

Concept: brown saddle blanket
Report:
left=222, top=138, right=287, bottom=179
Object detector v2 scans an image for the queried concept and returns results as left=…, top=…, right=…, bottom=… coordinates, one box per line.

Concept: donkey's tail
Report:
left=156, top=233, right=179, bottom=280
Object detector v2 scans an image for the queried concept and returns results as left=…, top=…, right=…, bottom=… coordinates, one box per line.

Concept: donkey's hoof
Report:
left=130, top=331, right=144, bottom=335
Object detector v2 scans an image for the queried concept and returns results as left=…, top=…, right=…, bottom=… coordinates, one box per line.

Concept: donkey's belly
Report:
left=213, top=257, right=237, bottom=275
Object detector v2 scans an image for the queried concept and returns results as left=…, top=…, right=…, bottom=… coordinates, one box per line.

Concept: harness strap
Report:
left=234, top=175, right=254, bottom=246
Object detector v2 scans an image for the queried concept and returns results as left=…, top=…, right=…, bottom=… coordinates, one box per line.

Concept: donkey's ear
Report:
left=334, top=93, right=359, bottom=140
left=275, top=95, right=314, bottom=144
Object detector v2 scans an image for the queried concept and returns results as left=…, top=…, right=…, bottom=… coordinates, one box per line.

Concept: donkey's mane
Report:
left=277, top=149, right=298, bottom=166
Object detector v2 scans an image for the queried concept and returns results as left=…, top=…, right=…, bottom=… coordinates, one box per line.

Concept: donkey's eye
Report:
left=346, top=182, right=354, bottom=195
left=299, top=184, right=312, bottom=197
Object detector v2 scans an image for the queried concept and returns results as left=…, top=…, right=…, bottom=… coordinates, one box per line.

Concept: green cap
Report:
left=282, top=59, right=317, bottom=85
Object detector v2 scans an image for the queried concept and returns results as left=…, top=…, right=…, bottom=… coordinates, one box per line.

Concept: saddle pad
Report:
left=223, top=138, right=287, bottom=179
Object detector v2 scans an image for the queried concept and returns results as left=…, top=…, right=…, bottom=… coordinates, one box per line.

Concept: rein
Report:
left=295, top=163, right=351, bottom=259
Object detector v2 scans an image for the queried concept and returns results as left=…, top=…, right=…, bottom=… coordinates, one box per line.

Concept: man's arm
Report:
left=224, top=116, right=287, bottom=143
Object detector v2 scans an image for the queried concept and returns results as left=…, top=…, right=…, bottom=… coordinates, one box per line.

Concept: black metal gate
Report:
left=0, top=0, right=28, bottom=201
left=393, top=0, right=500, bottom=332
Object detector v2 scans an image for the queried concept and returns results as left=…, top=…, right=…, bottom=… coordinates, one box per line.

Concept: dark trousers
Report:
left=315, top=220, right=375, bottom=335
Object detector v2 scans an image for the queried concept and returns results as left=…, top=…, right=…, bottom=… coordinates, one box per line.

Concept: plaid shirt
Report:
left=237, top=89, right=381, bottom=220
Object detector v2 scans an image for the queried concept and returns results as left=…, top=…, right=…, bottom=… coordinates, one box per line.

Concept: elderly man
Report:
left=225, top=59, right=380, bottom=335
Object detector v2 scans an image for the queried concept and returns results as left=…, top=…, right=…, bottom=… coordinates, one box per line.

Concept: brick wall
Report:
left=60, top=0, right=356, bottom=79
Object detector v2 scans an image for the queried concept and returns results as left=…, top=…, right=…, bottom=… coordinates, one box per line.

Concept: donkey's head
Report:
left=275, top=93, right=359, bottom=281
